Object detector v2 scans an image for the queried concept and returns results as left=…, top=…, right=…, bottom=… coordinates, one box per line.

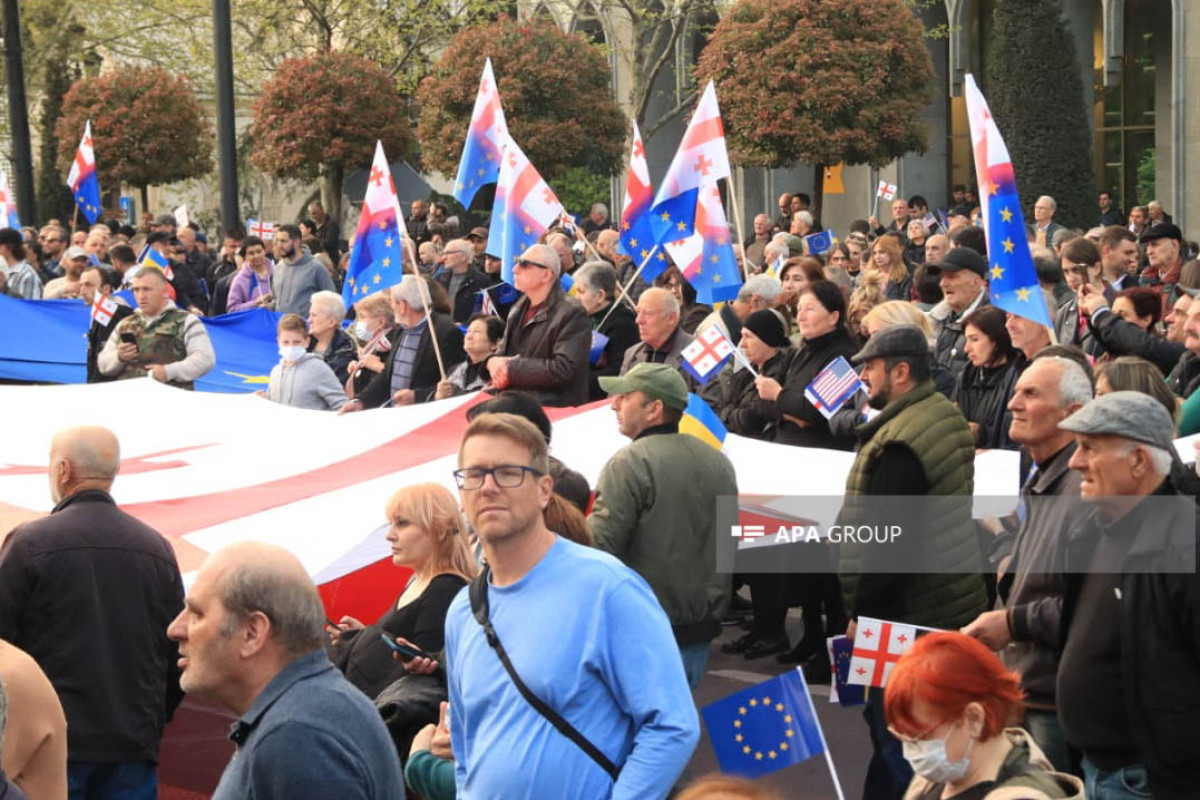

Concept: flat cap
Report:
left=782, top=235, right=804, bottom=257
left=1139, top=223, right=1182, bottom=244
left=598, top=362, right=689, bottom=411
left=1058, top=390, right=1175, bottom=452
left=851, top=324, right=929, bottom=364
left=925, top=247, right=988, bottom=279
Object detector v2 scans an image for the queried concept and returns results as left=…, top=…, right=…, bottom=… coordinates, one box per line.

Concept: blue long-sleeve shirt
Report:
left=445, top=537, right=699, bottom=799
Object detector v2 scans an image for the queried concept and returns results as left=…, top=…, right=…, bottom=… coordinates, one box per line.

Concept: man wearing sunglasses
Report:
left=487, top=244, right=590, bottom=407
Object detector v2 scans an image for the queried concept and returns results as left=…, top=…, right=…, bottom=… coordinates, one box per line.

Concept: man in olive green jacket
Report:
left=590, top=363, right=738, bottom=689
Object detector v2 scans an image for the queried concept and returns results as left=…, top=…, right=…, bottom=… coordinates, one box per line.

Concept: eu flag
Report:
left=964, top=75, right=1053, bottom=328
left=701, top=668, right=826, bottom=778
left=618, top=121, right=658, bottom=268
left=664, top=185, right=743, bottom=304
left=805, top=230, right=833, bottom=256
left=343, top=141, right=406, bottom=306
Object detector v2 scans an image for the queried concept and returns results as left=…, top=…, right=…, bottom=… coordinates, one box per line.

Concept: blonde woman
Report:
left=329, top=483, right=476, bottom=698
left=870, top=235, right=911, bottom=301
left=846, top=271, right=889, bottom=343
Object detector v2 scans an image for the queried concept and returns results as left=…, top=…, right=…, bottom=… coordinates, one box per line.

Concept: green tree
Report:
left=246, top=52, right=411, bottom=222
left=56, top=66, right=214, bottom=213
left=695, top=0, right=934, bottom=219
left=416, top=17, right=625, bottom=205
left=35, top=58, right=76, bottom=225
left=987, top=0, right=1095, bottom=229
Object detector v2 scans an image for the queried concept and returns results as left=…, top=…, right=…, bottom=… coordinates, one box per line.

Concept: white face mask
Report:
left=902, top=728, right=973, bottom=784
left=279, top=344, right=305, bottom=362
left=354, top=320, right=371, bottom=340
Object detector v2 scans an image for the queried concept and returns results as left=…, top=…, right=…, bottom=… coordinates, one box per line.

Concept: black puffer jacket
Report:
left=954, top=353, right=1025, bottom=450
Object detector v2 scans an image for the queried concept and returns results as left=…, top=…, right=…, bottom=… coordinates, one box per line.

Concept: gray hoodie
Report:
left=272, top=252, right=335, bottom=317
left=267, top=353, right=347, bottom=410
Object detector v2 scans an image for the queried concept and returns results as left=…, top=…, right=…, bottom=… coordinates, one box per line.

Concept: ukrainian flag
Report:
left=680, top=393, right=726, bottom=450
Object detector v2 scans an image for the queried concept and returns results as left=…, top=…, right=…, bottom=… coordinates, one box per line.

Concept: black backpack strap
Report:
left=468, top=565, right=620, bottom=781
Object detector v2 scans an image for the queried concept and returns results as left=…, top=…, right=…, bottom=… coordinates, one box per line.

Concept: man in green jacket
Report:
left=590, top=363, right=738, bottom=689
left=837, top=324, right=987, bottom=800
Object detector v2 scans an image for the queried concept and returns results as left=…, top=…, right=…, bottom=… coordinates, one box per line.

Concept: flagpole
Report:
left=414, top=276, right=448, bottom=382
left=796, top=667, right=847, bottom=800
left=599, top=244, right=659, bottom=329
left=727, top=170, right=752, bottom=281
left=72, top=204, right=80, bottom=233
left=731, top=345, right=760, bottom=379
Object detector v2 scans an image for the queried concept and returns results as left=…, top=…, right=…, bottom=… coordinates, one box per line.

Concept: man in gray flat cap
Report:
left=836, top=324, right=988, bottom=799
left=1055, top=390, right=1200, bottom=799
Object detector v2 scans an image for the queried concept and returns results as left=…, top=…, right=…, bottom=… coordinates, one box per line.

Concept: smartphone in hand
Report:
left=379, top=632, right=433, bottom=662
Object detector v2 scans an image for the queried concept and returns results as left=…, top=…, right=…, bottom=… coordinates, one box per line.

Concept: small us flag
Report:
left=803, top=356, right=864, bottom=419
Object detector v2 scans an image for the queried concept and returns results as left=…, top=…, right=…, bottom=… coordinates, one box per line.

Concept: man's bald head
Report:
left=207, top=542, right=325, bottom=657
left=50, top=426, right=120, bottom=500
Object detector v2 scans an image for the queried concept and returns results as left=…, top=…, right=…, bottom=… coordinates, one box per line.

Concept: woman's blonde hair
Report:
left=863, top=300, right=933, bottom=339
left=385, top=483, right=477, bottom=581
left=870, top=235, right=908, bottom=283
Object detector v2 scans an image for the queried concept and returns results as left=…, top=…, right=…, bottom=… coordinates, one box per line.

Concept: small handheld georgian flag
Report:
left=804, top=356, right=864, bottom=419
left=246, top=218, right=275, bottom=241
left=92, top=295, right=119, bottom=327
left=847, top=617, right=939, bottom=688
left=681, top=325, right=734, bottom=384
left=876, top=180, right=898, bottom=201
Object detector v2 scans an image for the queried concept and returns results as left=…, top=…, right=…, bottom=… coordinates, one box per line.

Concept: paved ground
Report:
left=686, top=612, right=872, bottom=799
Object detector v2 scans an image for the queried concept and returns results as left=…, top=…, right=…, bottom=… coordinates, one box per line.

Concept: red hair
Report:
left=884, top=631, right=1024, bottom=740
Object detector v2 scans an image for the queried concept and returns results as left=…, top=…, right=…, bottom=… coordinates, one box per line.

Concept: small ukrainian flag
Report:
left=680, top=393, right=726, bottom=450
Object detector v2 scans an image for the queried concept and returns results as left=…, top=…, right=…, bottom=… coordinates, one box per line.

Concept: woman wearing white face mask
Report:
left=346, top=293, right=396, bottom=398
left=265, top=314, right=349, bottom=410
left=885, top=632, right=1082, bottom=800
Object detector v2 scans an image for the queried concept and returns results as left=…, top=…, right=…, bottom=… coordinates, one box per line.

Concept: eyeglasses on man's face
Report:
left=453, top=464, right=544, bottom=490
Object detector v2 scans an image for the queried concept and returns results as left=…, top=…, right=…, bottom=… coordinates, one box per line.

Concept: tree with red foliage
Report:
left=247, top=52, right=411, bottom=221
left=56, top=66, right=213, bottom=214
left=696, top=0, right=934, bottom=219
left=416, top=17, right=625, bottom=207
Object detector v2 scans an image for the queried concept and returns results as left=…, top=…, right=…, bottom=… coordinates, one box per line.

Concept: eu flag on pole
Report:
left=664, top=185, right=742, bottom=304
left=618, top=121, right=658, bottom=270
left=453, top=58, right=508, bottom=210
left=68, top=120, right=102, bottom=224
left=342, top=141, right=406, bottom=307
left=650, top=81, right=731, bottom=245
left=964, top=75, right=1053, bottom=328
left=702, top=668, right=828, bottom=779
left=486, top=136, right=564, bottom=285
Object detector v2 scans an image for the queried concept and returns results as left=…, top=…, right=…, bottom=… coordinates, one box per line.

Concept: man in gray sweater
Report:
left=265, top=315, right=347, bottom=410
left=271, top=225, right=335, bottom=317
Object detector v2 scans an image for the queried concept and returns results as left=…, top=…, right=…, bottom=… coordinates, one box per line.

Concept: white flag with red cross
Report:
left=92, top=295, right=119, bottom=327
left=847, top=616, right=939, bottom=688
left=876, top=181, right=898, bottom=201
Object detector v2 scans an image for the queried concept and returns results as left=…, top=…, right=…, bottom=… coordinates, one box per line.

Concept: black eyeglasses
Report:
left=453, top=465, right=543, bottom=490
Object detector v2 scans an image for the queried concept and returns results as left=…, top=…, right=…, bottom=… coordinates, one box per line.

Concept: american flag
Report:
left=92, top=295, right=119, bottom=327
left=876, top=180, right=898, bottom=201
left=681, top=325, right=735, bottom=384
left=804, top=356, right=864, bottom=419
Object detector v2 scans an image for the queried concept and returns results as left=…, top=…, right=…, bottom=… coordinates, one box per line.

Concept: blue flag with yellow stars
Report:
left=343, top=141, right=407, bottom=306
left=965, top=75, right=1053, bottom=328
left=701, top=668, right=827, bottom=778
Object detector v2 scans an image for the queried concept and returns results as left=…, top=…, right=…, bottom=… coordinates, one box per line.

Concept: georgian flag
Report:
left=681, top=325, right=735, bottom=384
left=848, top=617, right=937, bottom=688
left=92, top=295, right=120, bottom=327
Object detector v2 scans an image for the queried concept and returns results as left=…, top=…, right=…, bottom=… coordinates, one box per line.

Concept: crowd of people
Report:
left=0, top=182, right=1196, bottom=800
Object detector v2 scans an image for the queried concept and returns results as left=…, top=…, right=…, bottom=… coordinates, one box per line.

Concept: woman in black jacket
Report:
left=328, top=483, right=476, bottom=700
left=955, top=306, right=1025, bottom=450
left=716, top=310, right=796, bottom=438
left=757, top=281, right=859, bottom=450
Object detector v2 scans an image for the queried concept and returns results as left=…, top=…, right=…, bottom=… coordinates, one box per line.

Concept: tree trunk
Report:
left=140, top=184, right=150, bottom=218
left=321, top=166, right=344, bottom=228
left=812, top=163, right=826, bottom=229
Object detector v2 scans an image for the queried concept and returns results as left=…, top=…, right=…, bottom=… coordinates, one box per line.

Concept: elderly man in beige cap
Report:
left=488, top=243, right=591, bottom=406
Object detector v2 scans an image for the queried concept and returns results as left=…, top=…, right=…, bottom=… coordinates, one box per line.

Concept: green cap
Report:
left=598, top=363, right=689, bottom=410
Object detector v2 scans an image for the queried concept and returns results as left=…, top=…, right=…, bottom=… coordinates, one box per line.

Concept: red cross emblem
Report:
left=693, top=155, right=713, bottom=176
left=369, top=167, right=385, bottom=187
left=632, top=139, right=645, bottom=160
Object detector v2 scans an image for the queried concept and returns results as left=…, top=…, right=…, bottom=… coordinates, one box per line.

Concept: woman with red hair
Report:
left=885, top=632, right=1082, bottom=799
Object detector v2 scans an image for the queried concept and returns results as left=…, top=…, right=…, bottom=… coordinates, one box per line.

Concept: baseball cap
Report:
left=64, top=246, right=89, bottom=261
left=925, top=247, right=988, bottom=279
left=598, top=363, right=689, bottom=411
left=466, top=227, right=488, bottom=241
left=1058, top=390, right=1175, bottom=452
left=851, top=324, right=929, bottom=364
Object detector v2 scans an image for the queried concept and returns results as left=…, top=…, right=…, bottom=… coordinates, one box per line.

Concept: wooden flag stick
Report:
left=599, top=243, right=660, bottom=329
left=727, top=170, right=752, bottom=282
left=414, top=276, right=447, bottom=382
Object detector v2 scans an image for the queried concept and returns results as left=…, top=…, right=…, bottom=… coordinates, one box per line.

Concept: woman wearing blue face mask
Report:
left=265, top=314, right=349, bottom=410
left=885, top=632, right=1082, bottom=800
